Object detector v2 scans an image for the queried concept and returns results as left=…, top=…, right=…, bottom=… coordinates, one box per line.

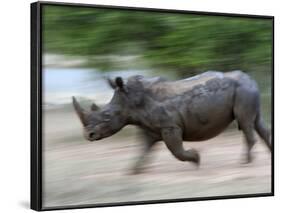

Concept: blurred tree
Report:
left=43, top=5, right=272, bottom=76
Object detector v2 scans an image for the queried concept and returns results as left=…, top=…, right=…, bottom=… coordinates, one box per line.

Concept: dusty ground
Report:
left=42, top=107, right=272, bottom=208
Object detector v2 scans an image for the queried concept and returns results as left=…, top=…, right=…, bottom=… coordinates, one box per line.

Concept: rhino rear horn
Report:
left=72, top=96, right=89, bottom=126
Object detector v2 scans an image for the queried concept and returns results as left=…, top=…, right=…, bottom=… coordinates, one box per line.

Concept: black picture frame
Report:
left=31, top=1, right=274, bottom=211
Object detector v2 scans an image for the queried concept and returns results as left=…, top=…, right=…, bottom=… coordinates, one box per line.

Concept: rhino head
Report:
left=72, top=77, right=139, bottom=142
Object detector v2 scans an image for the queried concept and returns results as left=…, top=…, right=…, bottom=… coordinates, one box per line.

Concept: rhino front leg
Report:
left=161, top=127, right=200, bottom=165
left=130, top=130, right=159, bottom=174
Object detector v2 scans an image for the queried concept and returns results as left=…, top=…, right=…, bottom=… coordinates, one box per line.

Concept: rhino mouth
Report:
left=87, top=135, right=101, bottom=142
left=87, top=133, right=103, bottom=142
left=89, top=137, right=102, bottom=142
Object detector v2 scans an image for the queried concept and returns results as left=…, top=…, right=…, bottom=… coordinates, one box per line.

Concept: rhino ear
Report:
left=106, top=77, right=117, bottom=89
left=115, top=77, right=124, bottom=90
left=115, top=77, right=128, bottom=93
left=91, top=102, right=100, bottom=111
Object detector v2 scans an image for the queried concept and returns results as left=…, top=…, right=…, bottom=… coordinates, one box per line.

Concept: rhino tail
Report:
left=255, top=112, right=271, bottom=151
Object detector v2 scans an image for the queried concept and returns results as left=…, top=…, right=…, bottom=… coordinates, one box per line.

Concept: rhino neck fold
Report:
left=106, top=102, right=131, bottom=127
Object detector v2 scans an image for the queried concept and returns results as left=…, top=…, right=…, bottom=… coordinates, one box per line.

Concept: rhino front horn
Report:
left=72, top=96, right=88, bottom=126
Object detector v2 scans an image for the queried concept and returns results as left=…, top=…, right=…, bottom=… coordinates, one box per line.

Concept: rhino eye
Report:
left=103, top=111, right=110, bottom=116
left=102, top=111, right=111, bottom=118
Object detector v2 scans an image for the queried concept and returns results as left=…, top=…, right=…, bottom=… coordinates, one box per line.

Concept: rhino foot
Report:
left=128, top=167, right=145, bottom=175
left=187, top=149, right=200, bottom=166
left=241, top=154, right=253, bottom=165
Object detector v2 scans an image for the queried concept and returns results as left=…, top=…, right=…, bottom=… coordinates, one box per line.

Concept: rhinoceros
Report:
left=72, top=71, right=271, bottom=174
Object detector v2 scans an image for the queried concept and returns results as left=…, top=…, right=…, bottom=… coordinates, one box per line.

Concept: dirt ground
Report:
left=42, top=107, right=272, bottom=208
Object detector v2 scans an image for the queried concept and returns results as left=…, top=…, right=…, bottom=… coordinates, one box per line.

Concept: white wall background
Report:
left=0, top=0, right=279, bottom=212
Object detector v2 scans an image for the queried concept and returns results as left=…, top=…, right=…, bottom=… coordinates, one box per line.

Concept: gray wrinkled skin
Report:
left=72, top=71, right=271, bottom=174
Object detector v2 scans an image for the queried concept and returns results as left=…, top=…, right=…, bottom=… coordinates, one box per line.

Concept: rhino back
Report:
left=144, top=71, right=225, bottom=101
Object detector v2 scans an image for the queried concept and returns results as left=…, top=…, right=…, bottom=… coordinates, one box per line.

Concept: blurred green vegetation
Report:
left=43, top=5, right=272, bottom=125
left=43, top=5, right=272, bottom=74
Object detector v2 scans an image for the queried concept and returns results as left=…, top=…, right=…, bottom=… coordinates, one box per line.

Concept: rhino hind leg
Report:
left=161, top=127, right=200, bottom=166
left=235, top=117, right=257, bottom=163
left=241, top=126, right=257, bottom=163
left=233, top=86, right=259, bottom=163
left=236, top=113, right=270, bottom=164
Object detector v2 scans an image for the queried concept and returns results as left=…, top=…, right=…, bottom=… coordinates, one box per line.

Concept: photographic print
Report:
left=31, top=2, right=273, bottom=211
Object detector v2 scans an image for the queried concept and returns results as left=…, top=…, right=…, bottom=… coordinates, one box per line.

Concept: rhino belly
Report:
left=182, top=105, right=234, bottom=141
